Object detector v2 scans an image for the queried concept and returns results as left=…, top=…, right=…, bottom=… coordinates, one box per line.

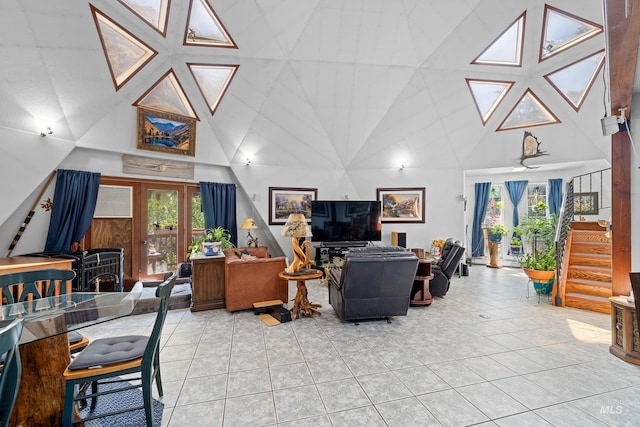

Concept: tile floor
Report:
left=83, top=266, right=640, bottom=426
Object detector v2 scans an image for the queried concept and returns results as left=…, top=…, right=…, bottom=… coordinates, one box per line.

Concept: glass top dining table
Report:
left=4, top=281, right=144, bottom=426
left=1, top=281, right=143, bottom=345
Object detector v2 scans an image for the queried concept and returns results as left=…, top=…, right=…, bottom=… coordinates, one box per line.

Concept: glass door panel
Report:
left=142, top=186, right=181, bottom=280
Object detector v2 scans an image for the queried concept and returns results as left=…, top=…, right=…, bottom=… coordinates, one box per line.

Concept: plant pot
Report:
left=202, top=241, right=222, bottom=256
left=489, top=234, right=503, bottom=243
left=523, top=268, right=555, bottom=295
left=510, top=245, right=521, bottom=256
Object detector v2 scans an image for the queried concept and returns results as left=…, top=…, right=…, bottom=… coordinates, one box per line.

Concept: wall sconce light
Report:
left=245, top=157, right=251, bottom=166
left=40, top=127, right=53, bottom=137
left=399, top=164, right=405, bottom=171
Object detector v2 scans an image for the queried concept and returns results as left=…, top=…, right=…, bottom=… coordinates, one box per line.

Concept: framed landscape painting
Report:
left=377, top=187, right=425, bottom=223
left=269, top=187, right=317, bottom=225
left=574, top=192, right=599, bottom=215
left=136, top=107, right=196, bottom=156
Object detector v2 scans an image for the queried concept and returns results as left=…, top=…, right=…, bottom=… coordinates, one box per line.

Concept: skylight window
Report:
left=188, top=64, right=239, bottom=115
left=539, top=5, right=603, bottom=62
left=472, top=12, right=525, bottom=67
left=133, top=70, right=199, bottom=120
left=466, top=79, right=515, bottom=125
left=184, top=0, right=237, bottom=48
left=117, top=0, right=170, bottom=37
left=90, top=5, right=158, bottom=91
left=497, top=89, right=560, bottom=131
left=544, top=50, right=605, bottom=111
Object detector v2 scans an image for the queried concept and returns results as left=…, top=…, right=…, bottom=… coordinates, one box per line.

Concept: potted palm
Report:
left=514, top=202, right=558, bottom=294
left=188, top=227, right=235, bottom=258
left=509, top=236, right=522, bottom=256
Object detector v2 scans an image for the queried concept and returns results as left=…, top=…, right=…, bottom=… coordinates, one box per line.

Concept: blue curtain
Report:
left=44, top=169, right=101, bottom=253
left=200, top=182, right=238, bottom=247
left=548, top=178, right=563, bottom=216
left=505, top=180, right=528, bottom=228
left=471, top=182, right=491, bottom=257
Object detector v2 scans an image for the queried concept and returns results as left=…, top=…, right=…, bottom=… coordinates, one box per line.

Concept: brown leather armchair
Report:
left=223, top=247, right=288, bottom=312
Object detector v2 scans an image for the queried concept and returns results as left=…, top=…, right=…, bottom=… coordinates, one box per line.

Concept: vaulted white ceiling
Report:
left=0, top=0, right=615, bottom=178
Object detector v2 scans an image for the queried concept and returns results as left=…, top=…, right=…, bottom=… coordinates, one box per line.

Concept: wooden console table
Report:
left=609, top=296, right=640, bottom=365
left=410, top=258, right=434, bottom=306
left=191, top=256, right=225, bottom=311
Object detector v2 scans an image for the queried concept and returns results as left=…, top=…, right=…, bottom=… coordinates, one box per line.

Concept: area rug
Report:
left=77, top=379, right=164, bottom=427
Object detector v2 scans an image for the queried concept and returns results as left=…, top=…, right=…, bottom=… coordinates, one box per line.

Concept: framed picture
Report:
left=136, top=107, right=196, bottom=156
left=377, top=187, right=425, bottom=223
left=574, top=192, right=599, bottom=215
left=269, top=187, right=317, bottom=225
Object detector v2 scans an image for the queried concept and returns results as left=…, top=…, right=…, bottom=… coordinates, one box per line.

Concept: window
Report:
left=485, top=185, right=504, bottom=226
left=527, top=184, right=547, bottom=217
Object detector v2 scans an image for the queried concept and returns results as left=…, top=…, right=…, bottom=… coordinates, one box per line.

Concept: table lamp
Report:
left=240, top=217, right=259, bottom=247
left=281, top=213, right=313, bottom=274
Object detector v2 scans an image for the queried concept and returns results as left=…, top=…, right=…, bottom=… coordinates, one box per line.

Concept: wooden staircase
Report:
left=557, top=222, right=612, bottom=314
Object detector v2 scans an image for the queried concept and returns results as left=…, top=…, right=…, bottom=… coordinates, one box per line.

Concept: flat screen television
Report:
left=311, top=200, right=382, bottom=245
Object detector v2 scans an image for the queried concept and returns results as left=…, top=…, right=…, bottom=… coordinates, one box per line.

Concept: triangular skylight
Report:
left=497, top=89, right=560, bottom=131
left=184, top=0, right=237, bottom=48
left=539, top=5, right=603, bottom=62
left=466, top=79, right=515, bottom=125
left=544, top=50, right=605, bottom=111
left=133, top=69, right=199, bottom=120
left=90, top=5, right=158, bottom=91
left=472, top=12, right=525, bottom=67
left=117, top=0, right=171, bottom=37
left=187, top=64, right=239, bottom=115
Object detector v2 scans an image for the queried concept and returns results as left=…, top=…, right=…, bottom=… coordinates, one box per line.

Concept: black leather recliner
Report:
left=429, top=240, right=465, bottom=297
left=328, top=246, right=419, bottom=321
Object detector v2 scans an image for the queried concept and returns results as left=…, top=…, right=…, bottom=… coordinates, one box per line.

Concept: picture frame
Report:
left=136, top=107, right=196, bottom=157
left=269, top=187, right=317, bottom=225
left=574, top=192, right=599, bottom=215
left=377, top=187, right=426, bottom=223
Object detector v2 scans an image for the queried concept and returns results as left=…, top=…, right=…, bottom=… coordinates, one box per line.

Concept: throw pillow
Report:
left=241, top=254, right=257, bottom=260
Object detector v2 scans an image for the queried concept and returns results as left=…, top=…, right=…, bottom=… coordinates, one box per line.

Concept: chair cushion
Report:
left=68, top=335, right=148, bottom=370
left=67, top=330, right=84, bottom=344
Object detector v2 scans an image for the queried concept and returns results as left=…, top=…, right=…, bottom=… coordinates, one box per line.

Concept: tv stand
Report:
left=314, top=242, right=372, bottom=266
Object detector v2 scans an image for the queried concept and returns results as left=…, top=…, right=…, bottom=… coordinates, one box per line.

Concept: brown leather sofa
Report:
left=223, top=247, right=288, bottom=312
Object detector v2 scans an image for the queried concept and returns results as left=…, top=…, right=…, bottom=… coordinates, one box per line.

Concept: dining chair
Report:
left=0, top=318, right=24, bottom=427
left=62, top=272, right=176, bottom=426
left=0, top=269, right=89, bottom=354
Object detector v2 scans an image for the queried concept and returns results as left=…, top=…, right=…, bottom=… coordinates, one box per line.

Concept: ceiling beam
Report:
left=604, top=0, right=640, bottom=295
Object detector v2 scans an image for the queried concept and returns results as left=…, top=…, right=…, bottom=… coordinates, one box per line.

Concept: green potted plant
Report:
left=509, top=235, right=522, bottom=256
left=488, top=223, right=509, bottom=242
left=187, top=227, right=235, bottom=258
left=514, top=201, right=559, bottom=294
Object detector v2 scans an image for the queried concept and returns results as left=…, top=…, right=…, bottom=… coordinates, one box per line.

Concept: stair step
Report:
left=570, top=241, right=612, bottom=255
left=569, top=230, right=611, bottom=243
left=567, top=265, right=612, bottom=282
left=564, top=293, right=611, bottom=314
left=569, top=253, right=612, bottom=268
left=565, top=279, right=612, bottom=297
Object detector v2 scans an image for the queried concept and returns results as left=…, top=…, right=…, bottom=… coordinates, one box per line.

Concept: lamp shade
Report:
left=240, top=217, right=257, bottom=229
left=281, top=213, right=312, bottom=238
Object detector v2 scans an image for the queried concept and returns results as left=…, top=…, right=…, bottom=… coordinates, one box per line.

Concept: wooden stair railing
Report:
left=557, top=221, right=612, bottom=314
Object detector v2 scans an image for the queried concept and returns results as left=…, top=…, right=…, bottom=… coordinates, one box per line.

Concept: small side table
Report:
left=411, top=258, right=434, bottom=306
left=279, top=270, right=322, bottom=320
left=609, top=296, right=640, bottom=365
